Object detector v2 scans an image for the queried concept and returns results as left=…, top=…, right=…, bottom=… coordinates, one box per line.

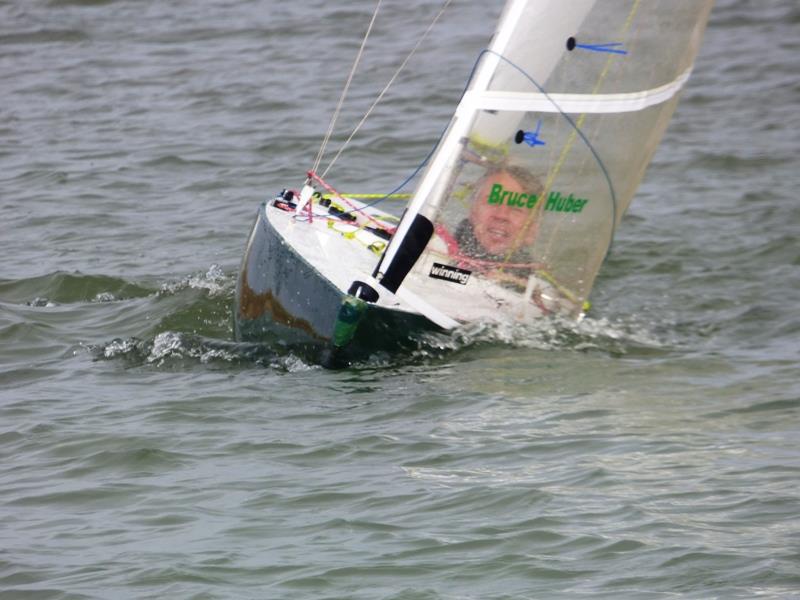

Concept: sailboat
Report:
left=234, top=0, right=714, bottom=366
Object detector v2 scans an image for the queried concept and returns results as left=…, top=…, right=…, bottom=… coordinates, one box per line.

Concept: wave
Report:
left=88, top=310, right=667, bottom=373
left=0, top=29, right=89, bottom=45
left=406, top=313, right=667, bottom=365
left=1, top=266, right=671, bottom=372
left=0, top=271, right=155, bottom=306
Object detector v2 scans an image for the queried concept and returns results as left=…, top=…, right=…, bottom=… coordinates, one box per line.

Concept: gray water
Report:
left=1, top=1, right=799, bottom=598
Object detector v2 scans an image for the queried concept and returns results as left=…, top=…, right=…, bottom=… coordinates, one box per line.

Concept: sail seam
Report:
left=461, top=66, right=693, bottom=114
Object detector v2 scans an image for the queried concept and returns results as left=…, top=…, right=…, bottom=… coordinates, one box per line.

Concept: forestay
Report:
left=375, top=0, right=714, bottom=325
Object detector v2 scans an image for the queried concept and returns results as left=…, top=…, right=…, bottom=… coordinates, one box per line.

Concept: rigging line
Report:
left=488, top=1, right=641, bottom=267
left=551, top=0, right=640, bottom=271
left=320, top=0, right=454, bottom=179
left=330, top=42, right=510, bottom=228
left=311, top=0, right=383, bottom=175
left=329, top=43, right=490, bottom=219
left=476, top=49, right=618, bottom=231
left=558, top=0, right=641, bottom=211
left=315, top=139, right=434, bottom=222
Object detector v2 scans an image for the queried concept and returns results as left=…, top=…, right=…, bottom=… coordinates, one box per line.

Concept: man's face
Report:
left=469, top=171, right=536, bottom=256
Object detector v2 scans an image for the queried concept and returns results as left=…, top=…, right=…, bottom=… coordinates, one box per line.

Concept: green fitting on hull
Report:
left=332, top=295, right=367, bottom=348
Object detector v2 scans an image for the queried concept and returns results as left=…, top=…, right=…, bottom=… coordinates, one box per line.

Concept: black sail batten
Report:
left=374, top=214, right=434, bottom=294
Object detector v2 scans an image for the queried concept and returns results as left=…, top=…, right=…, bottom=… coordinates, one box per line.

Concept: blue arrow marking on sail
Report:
left=575, top=42, right=627, bottom=55
left=516, top=120, right=546, bottom=148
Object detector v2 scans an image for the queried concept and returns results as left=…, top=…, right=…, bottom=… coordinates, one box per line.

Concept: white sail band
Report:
left=460, top=66, right=693, bottom=115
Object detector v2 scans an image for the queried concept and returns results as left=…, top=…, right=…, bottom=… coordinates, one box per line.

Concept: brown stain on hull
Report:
left=238, top=268, right=326, bottom=340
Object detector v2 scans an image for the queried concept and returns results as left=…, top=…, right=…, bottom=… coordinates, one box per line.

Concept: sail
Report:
left=375, top=0, right=714, bottom=326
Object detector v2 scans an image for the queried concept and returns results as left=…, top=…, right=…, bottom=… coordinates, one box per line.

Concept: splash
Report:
left=92, top=332, right=316, bottom=372
left=79, top=261, right=668, bottom=372
left=158, top=264, right=231, bottom=297
left=408, top=313, right=666, bottom=363
left=93, top=311, right=666, bottom=372
left=92, top=292, right=118, bottom=303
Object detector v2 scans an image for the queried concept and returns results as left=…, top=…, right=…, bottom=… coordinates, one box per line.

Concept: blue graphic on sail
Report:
left=514, top=120, right=546, bottom=148
left=566, top=37, right=627, bottom=55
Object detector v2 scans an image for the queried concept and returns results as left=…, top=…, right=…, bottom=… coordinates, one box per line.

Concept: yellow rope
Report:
left=336, top=193, right=411, bottom=199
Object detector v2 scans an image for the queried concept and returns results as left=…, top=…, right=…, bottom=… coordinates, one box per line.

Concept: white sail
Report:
left=470, top=0, right=598, bottom=146
left=375, top=0, right=714, bottom=326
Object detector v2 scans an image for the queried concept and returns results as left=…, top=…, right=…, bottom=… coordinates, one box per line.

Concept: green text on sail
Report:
left=487, top=183, right=589, bottom=213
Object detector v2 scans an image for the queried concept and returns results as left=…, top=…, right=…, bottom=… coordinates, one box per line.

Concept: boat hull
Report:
left=233, top=202, right=438, bottom=366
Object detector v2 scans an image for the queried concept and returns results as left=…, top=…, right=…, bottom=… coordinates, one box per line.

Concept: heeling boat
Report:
left=234, top=0, right=714, bottom=366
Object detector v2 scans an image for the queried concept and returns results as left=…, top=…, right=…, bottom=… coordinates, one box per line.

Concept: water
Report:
left=1, top=0, right=799, bottom=598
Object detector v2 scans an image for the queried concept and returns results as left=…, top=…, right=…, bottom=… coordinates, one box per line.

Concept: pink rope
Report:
left=307, top=170, right=396, bottom=234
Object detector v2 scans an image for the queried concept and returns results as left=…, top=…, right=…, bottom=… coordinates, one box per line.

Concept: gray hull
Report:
left=233, top=202, right=437, bottom=366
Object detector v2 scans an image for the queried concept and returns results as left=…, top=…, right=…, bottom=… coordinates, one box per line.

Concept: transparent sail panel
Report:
left=495, top=1, right=712, bottom=95
left=404, top=105, right=619, bottom=321
left=383, top=0, right=714, bottom=324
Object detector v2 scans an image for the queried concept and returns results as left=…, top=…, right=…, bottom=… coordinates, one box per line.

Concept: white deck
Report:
left=267, top=198, right=562, bottom=325
left=267, top=201, right=417, bottom=314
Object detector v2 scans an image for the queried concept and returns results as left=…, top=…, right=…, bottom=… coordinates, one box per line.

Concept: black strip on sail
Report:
left=375, top=214, right=434, bottom=294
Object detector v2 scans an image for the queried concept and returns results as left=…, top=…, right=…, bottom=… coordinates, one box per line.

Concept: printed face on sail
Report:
left=469, top=170, right=539, bottom=256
